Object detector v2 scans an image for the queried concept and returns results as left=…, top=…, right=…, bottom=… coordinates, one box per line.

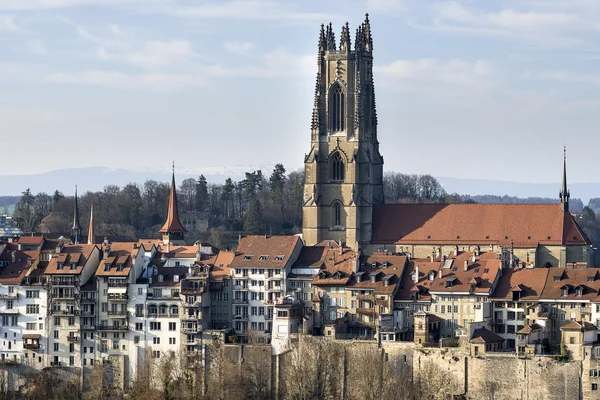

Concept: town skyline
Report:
left=2, top=0, right=600, bottom=183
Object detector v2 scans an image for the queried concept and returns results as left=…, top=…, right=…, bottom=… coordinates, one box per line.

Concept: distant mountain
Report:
left=0, top=166, right=273, bottom=196
left=438, top=177, right=599, bottom=204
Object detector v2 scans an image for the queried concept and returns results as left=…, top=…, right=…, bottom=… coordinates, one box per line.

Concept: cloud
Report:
left=0, top=15, right=19, bottom=31
left=98, top=40, right=199, bottom=69
left=364, top=0, right=406, bottom=12
left=524, top=69, right=600, bottom=88
left=224, top=41, right=254, bottom=56
left=26, top=39, right=48, bottom=55
left=49, top=70, right=206, bottom=91
left=376, top=58, right=493, bottom=85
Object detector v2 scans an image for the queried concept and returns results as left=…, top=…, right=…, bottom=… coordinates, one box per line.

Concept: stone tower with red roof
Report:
left=159, top=168, right=187, bottom=245
left=302, top=14, right=384, bottom=251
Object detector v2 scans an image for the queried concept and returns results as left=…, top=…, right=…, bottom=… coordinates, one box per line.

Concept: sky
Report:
left=1, top=0, right=600, bottom=183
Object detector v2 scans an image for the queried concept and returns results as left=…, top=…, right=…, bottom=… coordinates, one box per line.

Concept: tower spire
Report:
left=159, top=164, right=186, bottom=245
left=560, top=146, right=570, bottom=212
left=72, top=185, right=81, bottom=244
left=87, top=203, right=95, bottom=245
left=340, top=22, right=351, bottom=52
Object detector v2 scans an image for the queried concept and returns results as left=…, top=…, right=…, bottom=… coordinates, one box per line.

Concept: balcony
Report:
left=50, top=362, right=62, bottom=367
left=266, top=275, right=281, bottom=281
left=357, top=308, right=377, bottom=316
left=233, top=285, right=248, bottom=291
left=67, top=336, right=79, bottom=343
left=23, top=343, right=40, bottom=350
left=267, top=286, right=282, bottom=292
left=182, top=327, right=199, bottom=334
left=51, top=280, right=77, bottom=287
left=233, top=315, right=248, bottom=321
left=233, top=298, right=249, bottom=305
left=181, top=314, right=199, bottom=321
left=107, top=294, right=128, bottom=302
left=81, top=325, right=96, bottom=330
left=158, top=313, right=179, bottom=318
left=181, top=286, right=206, bottom=295
left=107, top=281, right=129, bottom=288
left=97, top=325, right=129, bottom=332
left=80, top=310, right=94, bottom=316
left=492, top=318, right=504, bottom=324
left=107, top=310, right=128, bottom=316
left=81, top=298, right=96, bottom=304
left=209, top=282, right=224, bottom=292
left=52, top=293, right=76, bottom=300
left=51, top=309, right=78, bottom=316
left=147, top=294, right=180, bottom=300
left=357, top=294, right=375, bottom=302
left=581, top=307, right=592, bottom=315
left=265, top=315, right=273, bottom=321
left=0, top=293, right=17, bottom=300
left=182, top=302, right=201, bottom=308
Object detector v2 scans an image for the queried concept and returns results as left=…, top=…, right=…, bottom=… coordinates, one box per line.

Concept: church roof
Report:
left=159, top=172, right=186, bottom=234
left=371, top=203, right=590, bottom=247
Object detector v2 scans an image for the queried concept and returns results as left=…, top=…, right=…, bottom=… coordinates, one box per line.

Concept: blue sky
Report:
left=1, top=0, right=600, bottom=183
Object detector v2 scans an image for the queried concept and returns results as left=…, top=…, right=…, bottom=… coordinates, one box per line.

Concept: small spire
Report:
left=311, top=72, right=322, bottom=134
left=318, top=23, right=326, bottom=57
left=340, top=21, right=351, bottom=52
left=363, top=13, right=373, bottom=52
left=159, top=165, right=187, bottom=235
left=326, top=22, right=336, bottom=51
left=87, top=203, right=95, bottom=245
left=72, top=185, right=81, bottom=244
left=560, top=146, right=570, bottom=212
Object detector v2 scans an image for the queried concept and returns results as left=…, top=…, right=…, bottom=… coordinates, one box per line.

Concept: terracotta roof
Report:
left=491, top=268, right=550, bottom=301
left=293, top=241, right=341, bottom=268
left=150, top=266, right=188, bottom=287
left=540, top=268, right=600, bottom=301
left=395, top=260, right=442, bottom=302
left=560, top=321, right=597, bottom=331
left=0, top=246, right=33, bottom=283
left=22, top=334, right=41, bottom=340
left=17, top=236, right=44, bottom=246
left=310, top=245, right=358, bottom=286
left=137, top=239, right=161, bottom=251
left=210, top=250, right=234, bottom=280
left=428, top=253, right=501, bottom=295
left=159, top=172, right=186, bottom=234
left=470, top=327, right=505, bottom=344
left=164, top=245, right=197, bottom=259
left=348, top=254, right=407, bottom=295
left=371, top=203, right=590, bottom=247
left=95, top=242, right=137, bottom=277
left=45, top=244, right=97, bottom=275
left=516, top=323, right=542, bottom=335
left=231, top=235, right=301, bottom=269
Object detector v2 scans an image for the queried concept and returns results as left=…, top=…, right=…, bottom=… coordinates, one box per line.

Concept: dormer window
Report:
left=370, top=275, right=376, bottom=283
left=411, top=273, right=417, bottom=282
left=576, top=287, right=583, bottom=297
left=104, top=264, right=110, bottom=272
left=371, top=263, right=377, bottom=269
left=243, top=255, right=253, bottom=260
left=57, top=263, right=64, bottom=270
left=428, top=271, right=435, bottom=281
left=259, top=255, right=269, bottom=261
left=553, top=276, right=561, bottom=282
left=274, top=255, right=285, bottom=261
left=117, top=264, right=123, bottom=272
left=383, top=262, right=388, bottom=269
left=158, top=275, right=164, bottom=283
left=446, top=276, right=457, bottom=288
left=70, top=263, right=76, bottom=270
left=562, top=288, right=568, bottom=297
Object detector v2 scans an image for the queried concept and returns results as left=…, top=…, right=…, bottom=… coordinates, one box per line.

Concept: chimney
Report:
left=103, top=245, right=110, bottom=260
left=26, top=257, right=31, bottom=267
left=464, top=260, right=468, bottom=272
left=471, top=254, right=476, bottom=263
left=11, top=251, right=16, bottom=264
left=429, top=255, right=434, bottom=262
left=438, top=269, right=442, bottom=279
left=167, top=242, right=171, bottom=254
left=415, top=265, right=419, bottom=282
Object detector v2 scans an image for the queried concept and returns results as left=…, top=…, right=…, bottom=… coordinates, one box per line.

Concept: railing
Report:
left=182, top=302, right=201, bottom=308
left=267, top=286, right=282, bottom=292
left=233, top=298, right=249, bottom=304
left=107, top=311, right=128, bottom=316
left=181, top=287, right=206, bottom=295
left=52, top=293, right=76, bottom=299
left=233, top=285, right=248, bottom=291
left=157, top=313, right=179, bottom=318
left=80, top=310, right=94, bottom=316
left=335, top=334, right=376, bottom=341
left=97, top=325, right=129, bottom=331
left=107, top=294, right=128, bottom=301
left=0, top=294, right=17, bottom=300
left=182, top=327, right=199, bottom=334
left=81, top=325, right=96, bottom=330
left=51, top=310, right=78, bottom=316
left=108, top=282, right=129, bottom=288
left=581, top=307, right=592, bottom=314
left=357, top=308, right=377, bottom=315
left=147, top=294, right=180, bottom=300
left=265, top=315, right=273, bottom=321
left=51, top=280, right=77, bottom=286
left=50, top=362, right=62, bottom=367
left=357, top=294, right=375, bottom=301
left=81, top=298, right=96, bottom=303
left=181, top=314, right=199, bottom=321
left=233, top=315, right=248, bottom=321
left=67, top=336, right=78, bottom=342
left=23, top=343, right=40, bottom=350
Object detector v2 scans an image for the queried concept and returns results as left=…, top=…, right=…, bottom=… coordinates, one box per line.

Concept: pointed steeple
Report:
left=71, top=185, right=81, bottom=244
left=363, top=13, right=373, bottom=52
left=311, top=72, right=323, bottom=137
left=326, top=22, right=336, bottom=51
left=159, top=164, right=186, bottom=245
left=340, top=22, right=351, bottom=52
left=560, top=147, right=570, bottom=212
left=318, top=23, right=326, bottom=59
left=87, top=203, right=95, bottom=245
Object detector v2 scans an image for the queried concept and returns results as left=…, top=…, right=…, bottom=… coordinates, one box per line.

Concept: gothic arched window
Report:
left=331, top=152, right=345, bottom=182
left=329, top=83, right=345, bottom=133
left=333, top=202, right=342, bottom=227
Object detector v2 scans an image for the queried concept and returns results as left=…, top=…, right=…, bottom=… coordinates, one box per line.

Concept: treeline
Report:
left=15, top=338, right=454, bottom=400
left=463, top=194, right=585, bottom=212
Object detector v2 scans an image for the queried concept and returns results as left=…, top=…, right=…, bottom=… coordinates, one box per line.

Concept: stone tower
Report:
left=302, top=15, right=384, bottom=251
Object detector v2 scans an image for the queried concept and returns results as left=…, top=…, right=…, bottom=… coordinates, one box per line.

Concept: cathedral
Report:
left=302, top=15, right=593, bottom=269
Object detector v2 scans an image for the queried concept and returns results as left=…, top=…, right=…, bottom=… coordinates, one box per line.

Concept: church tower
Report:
left=71, top=186, right=81, bottom=244
left=159, top=166, right=187, bottom=246
left=559, top=147, right=570, bottom=213
left=302, top=15, right=384, bottom=250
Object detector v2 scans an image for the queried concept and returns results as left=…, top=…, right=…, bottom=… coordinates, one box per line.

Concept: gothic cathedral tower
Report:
left=302, top=15, right=384, bottom=250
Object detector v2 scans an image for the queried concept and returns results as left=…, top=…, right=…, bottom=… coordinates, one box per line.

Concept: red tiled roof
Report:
left=95, top=242, right=137, bottom=277
left=540, top=268, right=600, bottom=301
left=372, top=203, right=590, bottom=247
left=17, top=236, right=44, bottom=245
left=45, top=244, right=97, bottom=275
left=230, top=235, right=301, bottom=269
left=310, top=245, right=358, bottom=286
left=492, top=268, right=550, bottom=301
left=210, top=250, right=234, bottom=280
left=348, top=254, right=407, bottom=295
left=470, top=327, right=504, bottom=344
left=0, top=247, right=34, bottom=283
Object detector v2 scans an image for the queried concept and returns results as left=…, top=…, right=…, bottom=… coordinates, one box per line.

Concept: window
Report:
left=69, top=343, right=74, bottom=353
left=135, top=323, right=143, bottom=331
left=169, top=337, right=176, bottom=345
left=153, top=337, right=160, bottom=345
left=169, top=322, right=176, bottom=331
left=54, top=331, right=59, bottom=339
left=8, top=286, right=13, bottom=294
left=26, top=305, right=39, bottom=314
left=54, top=343, right=59, bottom=351
left=26, top=290, right=39, bottom=298
left=331, top=152, right=345, bottom=182
left=328, top=83, right=345, bottom=133
left=333, top=202, right=342, bottom=226
left=26, top=323, right=36, bottom=330
left=69, top=356, right=74, bottom=366
left=134, top=336, right=140, bottom=344
left=593, top=384, right=598, bottom=391
left=150, top=322, right=161, bottom=331
left=138, top=287, right=143, bottom=296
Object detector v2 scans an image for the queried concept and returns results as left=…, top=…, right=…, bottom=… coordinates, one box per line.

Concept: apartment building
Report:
left=45, top=243, right=100, bottom=367
left=230, top=235, right=302, bottom=340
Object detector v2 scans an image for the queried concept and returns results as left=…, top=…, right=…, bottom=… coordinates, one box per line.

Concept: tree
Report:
left=221, top=178, right=235, bottom=219
left=269, top=164, right=286, bottom=194
left=195, top=175, right=209, bottom=213
left=13, top=189, right=37, bottom=232
left=179, top=178, right=197, bottom=213
left=244, top=199, right=265, bottom=235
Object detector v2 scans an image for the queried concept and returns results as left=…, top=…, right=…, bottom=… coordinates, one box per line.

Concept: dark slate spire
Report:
left=363, top=13, right=373, bottom=52
left=326, top=22, right=336, bottom=51
left=72, top=185, right=81, bottom=244
left=340, top=22, right=351, bottom=52
left=560, top=147, right=570, bottom=212
left=355, top=23, right=364, bottom=53
left=318, top=23, right=326, bottom=59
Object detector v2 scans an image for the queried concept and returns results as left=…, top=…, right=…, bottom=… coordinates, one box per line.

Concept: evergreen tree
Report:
left=13, top=188, right=37, bottom=232
left=221, top=178, right=235, bottom=218
left=244, top=199, right=265, bottom=235
left=53, top=190, right=64, bottom=206
left=269, top=164, right=286, bottom=194
left=195, top=175, right=209, bottom=213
